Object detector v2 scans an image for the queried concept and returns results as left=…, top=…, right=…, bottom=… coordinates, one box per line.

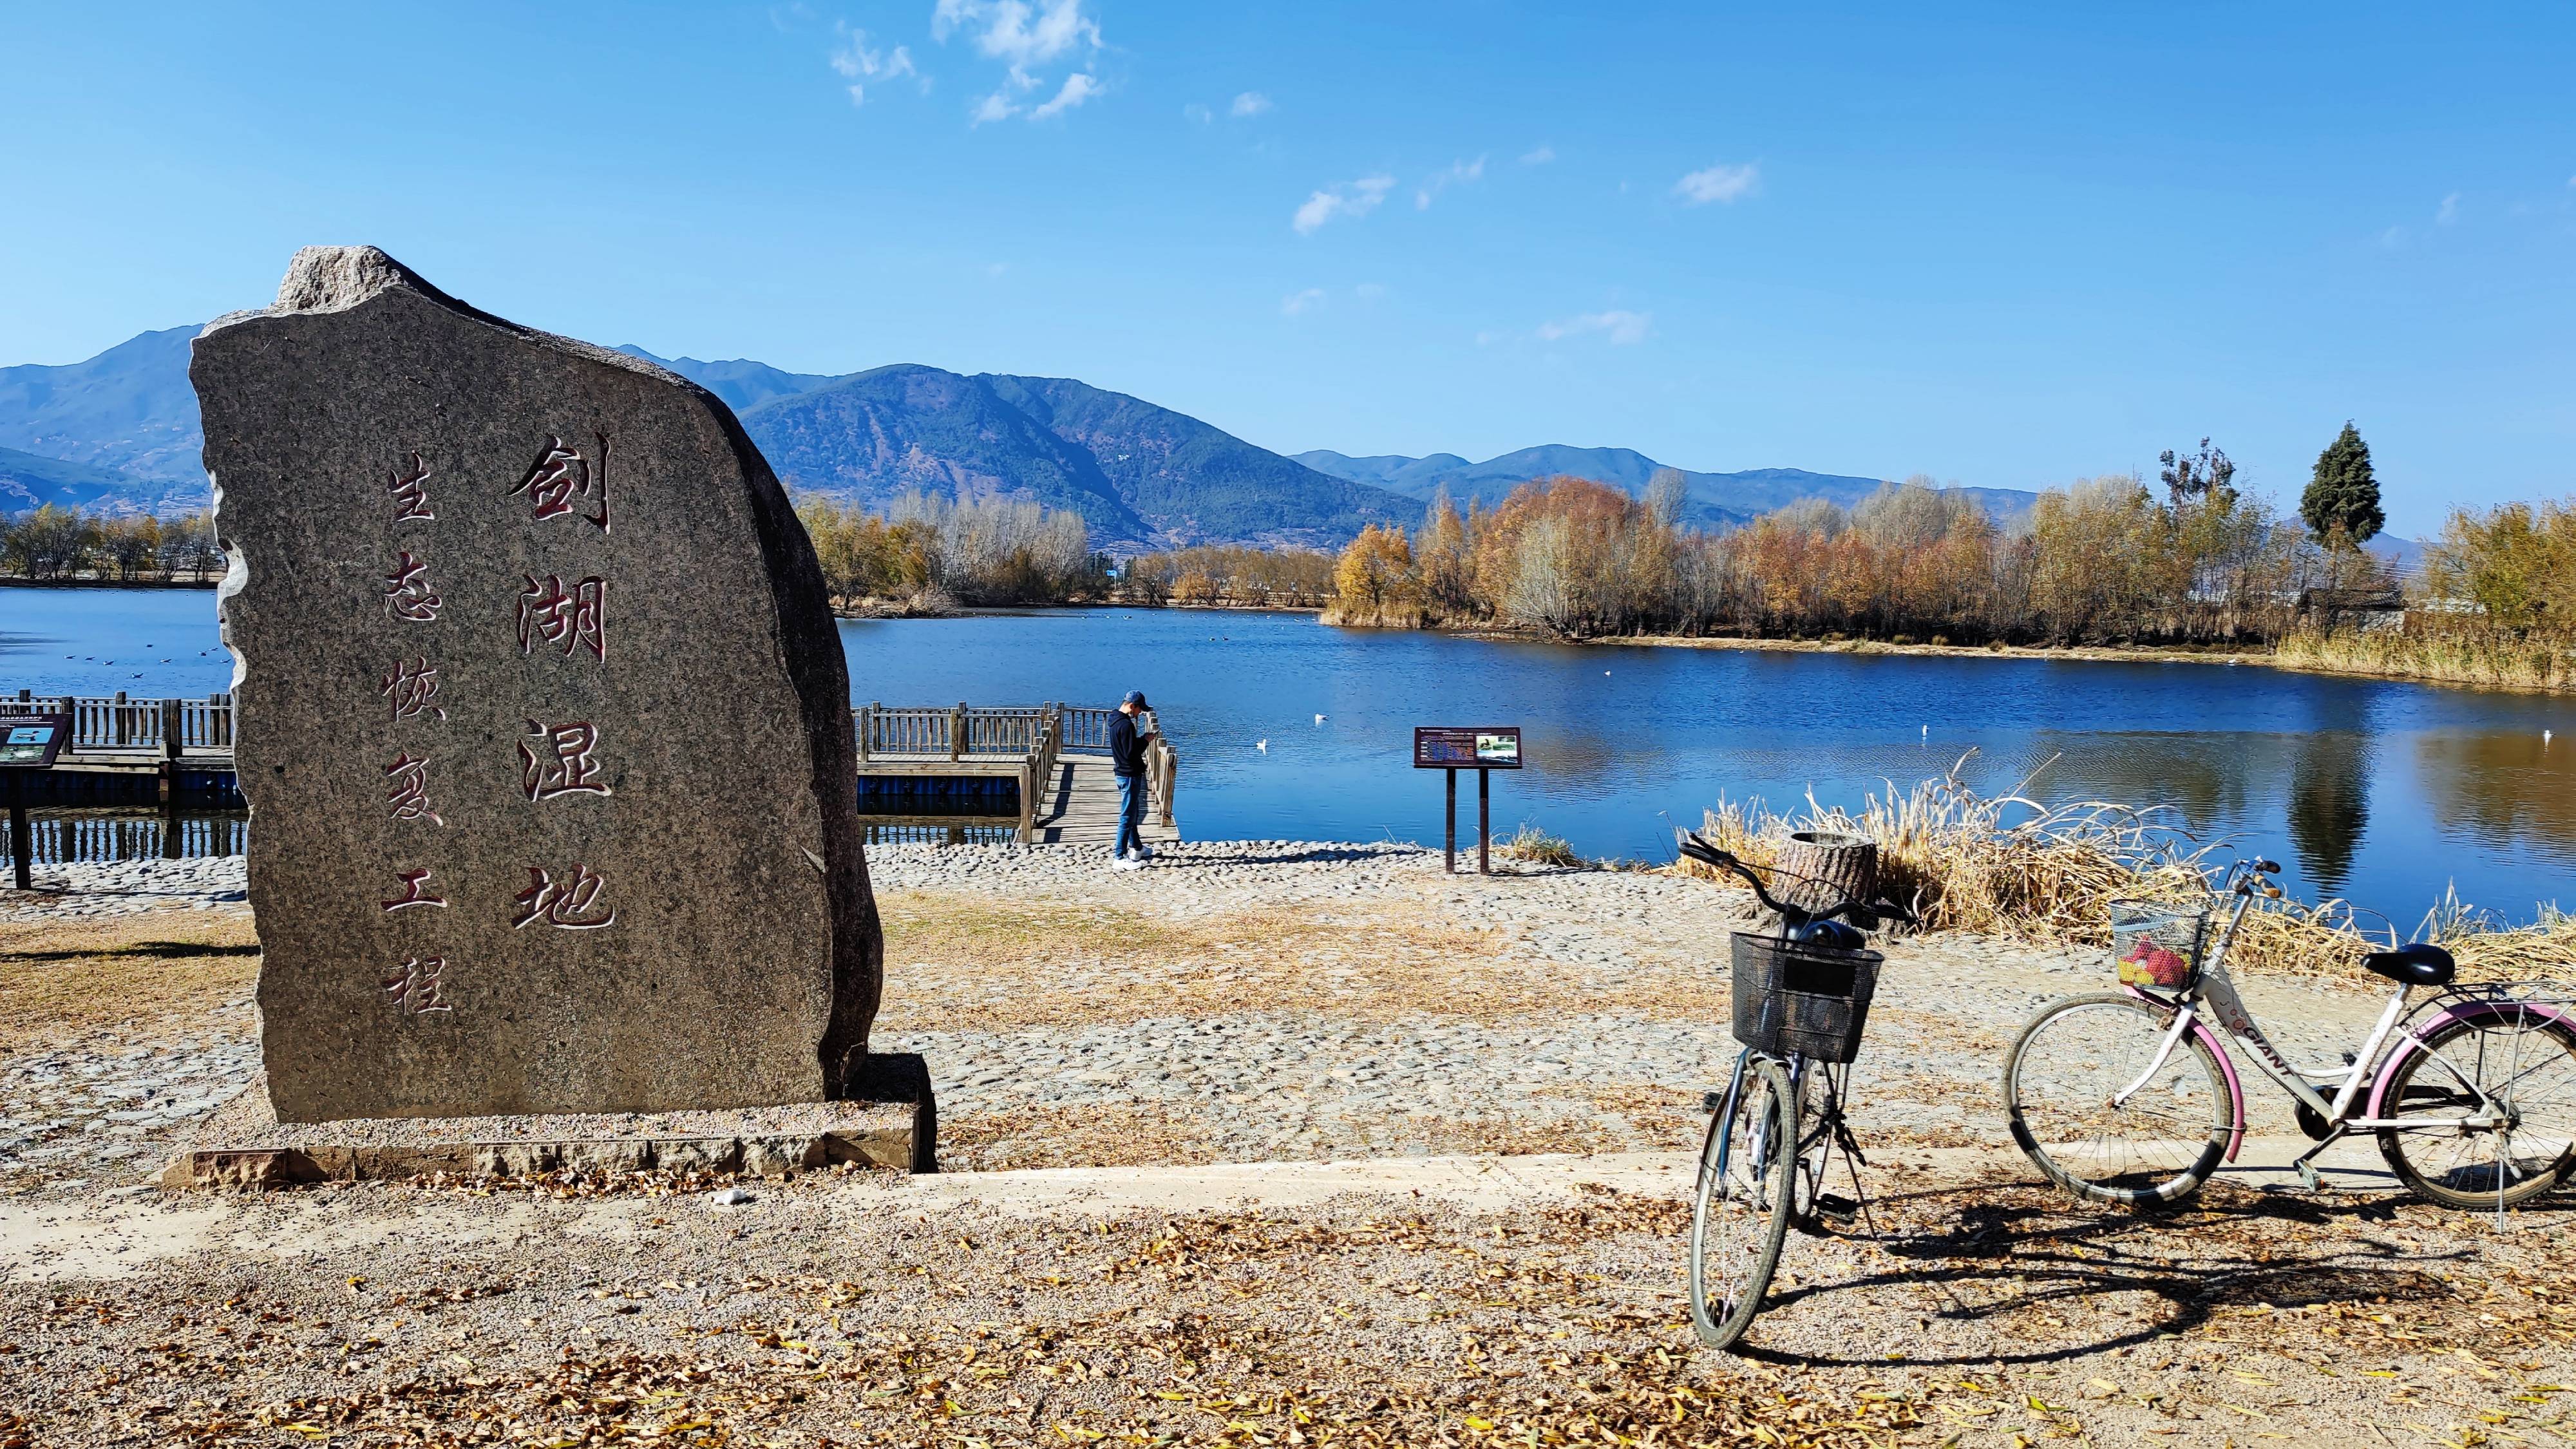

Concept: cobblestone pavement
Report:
left=0, top=853, right=247, bottom=921
left=867, top=841, right=2391, bottom=1170
left=0, top=844, right=2398, bottom=1183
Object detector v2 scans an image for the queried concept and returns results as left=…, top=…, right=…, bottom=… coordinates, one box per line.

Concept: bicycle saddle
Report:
left=2363, top=942, right=2455, bottom=987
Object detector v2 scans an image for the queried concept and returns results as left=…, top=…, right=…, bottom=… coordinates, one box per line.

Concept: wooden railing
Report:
left=2, top=688, right=1177, bottom=836
left=855, top=701, right=1177, bottom=835
left=3, top=690, right=236, bottom=757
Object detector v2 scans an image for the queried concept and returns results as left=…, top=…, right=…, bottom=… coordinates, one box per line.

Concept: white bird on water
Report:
left=2548, top=730, right=2555, bottom=747
left=1255, top=739, right=1268, bottom=752
left=1314, top=714, right=1328, bottom=724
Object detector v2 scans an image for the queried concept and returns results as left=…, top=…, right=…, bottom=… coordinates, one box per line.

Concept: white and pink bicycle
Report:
left=2003, top=857, right=2576, bottom=1211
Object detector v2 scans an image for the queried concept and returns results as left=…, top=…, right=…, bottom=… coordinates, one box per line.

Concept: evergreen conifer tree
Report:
left=2300, top=421, right=2383, bottom=545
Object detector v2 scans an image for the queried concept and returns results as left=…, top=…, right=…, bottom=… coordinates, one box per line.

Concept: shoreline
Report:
left=1336, top=618, right=2576, bottom=696
left=0, top=576, right=219, bottom=591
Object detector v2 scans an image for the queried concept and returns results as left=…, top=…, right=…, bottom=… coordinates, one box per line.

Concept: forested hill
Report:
left=0, top=325, right=2054, bottom=550
left=717, top=363, right=1417, bottom=550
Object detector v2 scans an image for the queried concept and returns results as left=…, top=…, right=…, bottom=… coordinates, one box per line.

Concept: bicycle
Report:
left=2002, top=857, right=2576, bottom=1212
left=1674, top=834, right=1918, bottom=1350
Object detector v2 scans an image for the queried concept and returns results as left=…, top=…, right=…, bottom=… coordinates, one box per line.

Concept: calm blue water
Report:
left=8, top=589, right=2575, bottom=921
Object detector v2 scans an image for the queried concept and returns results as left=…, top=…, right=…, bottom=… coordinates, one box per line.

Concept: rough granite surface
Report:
left=193, top=245, right=882, bottom=1122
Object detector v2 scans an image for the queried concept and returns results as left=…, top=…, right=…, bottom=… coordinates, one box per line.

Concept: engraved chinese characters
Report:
left=198, top=245, right=884, bottom=1122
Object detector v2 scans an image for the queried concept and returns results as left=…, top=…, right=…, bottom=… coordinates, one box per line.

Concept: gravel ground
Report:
left=1, top=843, right=2570, bottom=1446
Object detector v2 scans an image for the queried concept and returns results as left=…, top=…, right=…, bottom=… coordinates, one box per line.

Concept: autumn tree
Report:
left=1330, top=523, right=1417, bottom=621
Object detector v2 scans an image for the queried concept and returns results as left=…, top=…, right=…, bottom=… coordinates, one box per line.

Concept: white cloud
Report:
left=1231, top=91, right=1273, bottom=118
left=2378, top=225, right=2409, bottom=249
left=1281, top=288, right=1326, bottom=316
left=1520, top=145, right=1555, bottom=166
left=1184, top=102, right=1213, bottom=125
left=1354, top=282, right=1388, bottom=300
left=934, top=0, right=1101, bottom=125
left=2437, top=191, right=2460, bottom=225
left=1415, top=155, right=1487, bottom=209
left=829, top=24, right=918, bottom=106
left=1028, top=70, right=1100, bottom=119
left=1293, top=174, right=1395, bottom=234
left=1537, top=310, right=1653, bottom=345
left=933, top=0, right=1098, bottom=66
left=1673, top=162, right=1759, bottom=205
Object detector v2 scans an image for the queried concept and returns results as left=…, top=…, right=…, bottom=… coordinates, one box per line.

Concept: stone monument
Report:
left=196, top=246, right=885, bottom=1122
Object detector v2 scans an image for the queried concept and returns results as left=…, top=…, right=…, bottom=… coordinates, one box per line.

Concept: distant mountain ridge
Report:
left=1294, top=446, right=2038, bottom=528
left=0, top=323, right=2068, bottom=550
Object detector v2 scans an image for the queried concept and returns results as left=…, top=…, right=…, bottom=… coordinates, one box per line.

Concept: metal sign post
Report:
left=1413, top=726, right=1523, bottom=875
left=0, top=713, right=71, bottom=891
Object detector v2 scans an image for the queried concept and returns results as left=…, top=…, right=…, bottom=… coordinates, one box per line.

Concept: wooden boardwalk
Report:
left=3, top=692, right=1180, bottom=847
left=1023, top=756, right=1179, bottom=846
left=853, top=702, right=1179, bottom=846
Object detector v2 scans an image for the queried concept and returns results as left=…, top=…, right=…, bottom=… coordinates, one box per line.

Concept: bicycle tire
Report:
left=1689, top=1054, right=1797, bottom=1349
left=2377, top=1014, right=2576, bottom=1210
left=2002, top=992, right=2230, bottom=1209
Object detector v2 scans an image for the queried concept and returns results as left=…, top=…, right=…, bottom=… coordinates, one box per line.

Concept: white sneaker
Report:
left=1133, top=843, right=1157, bottom=860
left=1113, top=854, right=1145, bottom=871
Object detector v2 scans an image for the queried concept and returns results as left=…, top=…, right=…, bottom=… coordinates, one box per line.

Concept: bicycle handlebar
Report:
left=1676, top=835, right=1918, bottom=929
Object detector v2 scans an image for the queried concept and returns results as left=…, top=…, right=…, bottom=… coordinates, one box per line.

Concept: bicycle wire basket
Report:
left=1729, top=931, right=1885, bottom=1065
left=2109, top=900, right=2212, bottom=989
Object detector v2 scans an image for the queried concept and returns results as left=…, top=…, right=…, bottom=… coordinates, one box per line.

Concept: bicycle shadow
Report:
left=1730, top=1177, right=2559, bottom=1368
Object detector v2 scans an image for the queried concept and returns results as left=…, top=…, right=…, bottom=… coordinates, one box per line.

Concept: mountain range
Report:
left=0, top=323, right=2030, bottom=549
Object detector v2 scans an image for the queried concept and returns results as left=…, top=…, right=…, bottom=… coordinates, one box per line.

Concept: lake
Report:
left=6, top=587, right=2573, bottom=922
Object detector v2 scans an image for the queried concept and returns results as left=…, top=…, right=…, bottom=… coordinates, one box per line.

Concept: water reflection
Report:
left=2286, top=732, right=2372, bottom=895
left=3, top=810, right=248, bottom=864
left=2415, top=732, right=2576, bottom=858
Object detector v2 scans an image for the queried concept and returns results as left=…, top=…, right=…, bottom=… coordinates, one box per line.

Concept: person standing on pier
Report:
left=1110, top=689, right=1154, bottom=869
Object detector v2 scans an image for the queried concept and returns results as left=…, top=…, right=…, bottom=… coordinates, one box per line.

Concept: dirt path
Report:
left=2, top=847, right=2571, bottom=1445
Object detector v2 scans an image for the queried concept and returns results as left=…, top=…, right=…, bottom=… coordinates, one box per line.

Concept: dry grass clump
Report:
left=2277, top=624, right=2573, bottom=692
left=1493, top=821, right=1582, bottom=868
left=1681, top=761, right=2576, bottom=982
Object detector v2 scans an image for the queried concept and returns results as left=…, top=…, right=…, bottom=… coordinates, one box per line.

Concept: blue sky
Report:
left=2, top=2, right=2570, bottom=535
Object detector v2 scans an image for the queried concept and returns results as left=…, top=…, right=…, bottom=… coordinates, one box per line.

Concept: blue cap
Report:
left=1122, top=690, right=1149, bottom=708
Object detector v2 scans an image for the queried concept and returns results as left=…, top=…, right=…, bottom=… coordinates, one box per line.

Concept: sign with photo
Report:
left=1413, top=725, right=1523, bottom=770
left=0, top=714, right=68, bottom=769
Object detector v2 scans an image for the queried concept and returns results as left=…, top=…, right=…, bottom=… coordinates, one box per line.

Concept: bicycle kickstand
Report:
left=1828, top=1115, right=1886, bottom=1239
left=2287, top=1126, right=2350, bottom=1194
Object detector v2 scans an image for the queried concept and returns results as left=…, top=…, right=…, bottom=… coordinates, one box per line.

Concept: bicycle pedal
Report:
left=1813, top=1192, right=1860, bottom=1219
left=1701, top=1091, right=1723, bottom=1114
left=2295, top=1161, right=2321, bottom=1193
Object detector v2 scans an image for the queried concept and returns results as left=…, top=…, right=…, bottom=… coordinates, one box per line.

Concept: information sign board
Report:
left=0, top=714, right=68, bottom=769
left=1413, top=726, right=1523, bottom=770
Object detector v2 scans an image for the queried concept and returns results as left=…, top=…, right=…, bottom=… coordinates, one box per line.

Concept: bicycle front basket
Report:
left=1730, top=931, right=1884, bottom=1065
left=2109, top=900, right=2211, bottom=989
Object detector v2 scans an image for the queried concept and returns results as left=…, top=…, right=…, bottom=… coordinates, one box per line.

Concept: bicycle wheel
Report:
left=2003, top=993, right=2231, bottom=1208
left=2377, top=1013, right=2576, bottom=1209
left=1689, top=1054, right=1797, bottom=1349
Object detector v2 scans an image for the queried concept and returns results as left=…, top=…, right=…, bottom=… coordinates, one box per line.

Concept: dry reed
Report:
left=1681, top=757, right=2576, bottom=982
left=2275, top=625, right=2574, bottom=692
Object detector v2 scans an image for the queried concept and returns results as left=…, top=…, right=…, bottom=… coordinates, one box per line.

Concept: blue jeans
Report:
left=1116, top=772, right=1147, bottom=857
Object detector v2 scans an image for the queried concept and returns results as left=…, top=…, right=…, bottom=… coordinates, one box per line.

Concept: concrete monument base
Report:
left=161, top=1058, right=936, bottom=1189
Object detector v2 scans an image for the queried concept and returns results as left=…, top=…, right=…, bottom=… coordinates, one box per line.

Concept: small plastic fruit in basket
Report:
left=2118, top=938, right=2192, bottom=987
